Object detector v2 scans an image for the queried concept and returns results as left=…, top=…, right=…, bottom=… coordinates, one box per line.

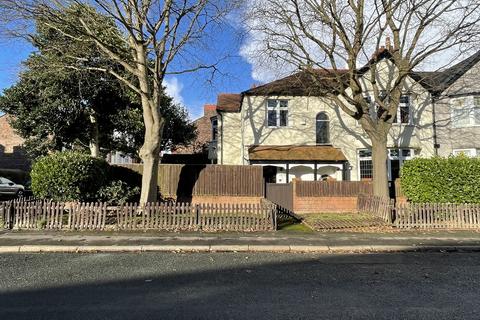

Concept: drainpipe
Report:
left=431, top=95, right=439, bottom=156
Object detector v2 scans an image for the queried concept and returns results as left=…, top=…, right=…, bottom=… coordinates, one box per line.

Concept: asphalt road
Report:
left=0, top=252, right=479, bottom=320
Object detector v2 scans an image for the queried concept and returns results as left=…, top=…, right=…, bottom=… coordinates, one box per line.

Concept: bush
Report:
left=401, top=155, right=480, bottom=203
left=98, top=180, right=140, bottom=205
left=31, top=151, right=109, bottom=201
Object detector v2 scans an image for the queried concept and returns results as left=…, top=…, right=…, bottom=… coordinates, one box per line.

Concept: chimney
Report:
left=203, top=104, right=217, bottom=116
left=386, top=37, right=392, bottom=51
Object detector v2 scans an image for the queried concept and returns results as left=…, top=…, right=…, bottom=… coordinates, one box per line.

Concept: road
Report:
left=0, top=252, right=479, bottom=319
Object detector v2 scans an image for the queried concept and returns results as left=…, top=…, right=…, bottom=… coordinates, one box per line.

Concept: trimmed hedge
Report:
left=31, top=151, right=109, bottom=202
left=400, top=155, right=480, bottom=203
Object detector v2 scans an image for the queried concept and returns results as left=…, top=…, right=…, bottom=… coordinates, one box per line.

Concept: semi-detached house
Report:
left=212, top=50, right=480, bottom=187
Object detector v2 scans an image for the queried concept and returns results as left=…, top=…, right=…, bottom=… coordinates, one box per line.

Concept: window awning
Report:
left=248, top=145, right=347, bottom=162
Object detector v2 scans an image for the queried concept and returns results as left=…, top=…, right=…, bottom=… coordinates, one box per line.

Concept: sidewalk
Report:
left=1, top=229, right=480, bottom=253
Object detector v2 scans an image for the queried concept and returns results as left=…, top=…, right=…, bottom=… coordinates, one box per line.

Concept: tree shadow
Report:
left=0, top=252, right=479, bottom=319
left=176, top=165, right=206, bottom=203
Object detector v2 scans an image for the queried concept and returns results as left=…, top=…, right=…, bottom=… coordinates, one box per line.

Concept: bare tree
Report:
left=1, top=0, right=233, bottom=203
left=243, top=0, right=480, bottom=196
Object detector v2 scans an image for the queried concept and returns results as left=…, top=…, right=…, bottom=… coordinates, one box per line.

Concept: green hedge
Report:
left=31, top=151, right=109, bottom=202
left=400, top=155, right=480, bottom=203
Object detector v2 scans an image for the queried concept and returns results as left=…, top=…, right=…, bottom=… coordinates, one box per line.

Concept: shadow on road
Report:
left=0, top=252, right=479, bottom=319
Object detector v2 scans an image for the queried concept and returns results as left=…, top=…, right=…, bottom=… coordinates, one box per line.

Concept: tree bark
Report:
left=89, top=113, right=100, bottom=158
left=138, top=96, right=165, bottom=204
left=371, top=136, right=389, bottom=198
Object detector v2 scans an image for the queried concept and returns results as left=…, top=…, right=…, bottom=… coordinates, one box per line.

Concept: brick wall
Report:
left=190, top=196, right=262, bottom=205
left=174, top=104, right=217, bottom=154
left=294, top=196, right=357, bottom=213
left=0, top=115, right=30, bottom=171
left=291, top=179, right=358, bottom=213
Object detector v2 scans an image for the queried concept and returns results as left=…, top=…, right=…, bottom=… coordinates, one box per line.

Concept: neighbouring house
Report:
left=168, top=104, right=218, bottom=164
left=0, top=114, right=30, bottom=171
left=215, top=49, right=480, bottom=187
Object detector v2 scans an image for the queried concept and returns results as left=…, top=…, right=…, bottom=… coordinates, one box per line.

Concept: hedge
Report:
left=400, top=155, right=480, bottom=203
left=31, top=151, right=109, bottom=202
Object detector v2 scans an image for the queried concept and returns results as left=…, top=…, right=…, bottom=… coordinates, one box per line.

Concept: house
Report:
left=215, top=50, right=480, bottom=185
left=0, top=114, right=30, bottom=171
left=168, top=104, right=218, bottom=164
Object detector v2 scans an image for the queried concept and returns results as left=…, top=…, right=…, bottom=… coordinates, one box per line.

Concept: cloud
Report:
left=163, top=77, right=185, bottom=105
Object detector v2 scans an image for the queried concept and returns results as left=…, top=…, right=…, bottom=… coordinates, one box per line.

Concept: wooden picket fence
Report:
left=0, top=200, right=276, bottom=232
left=357, top=194, right=394, bottom=223
left=394, top=202, right=480, bottom=229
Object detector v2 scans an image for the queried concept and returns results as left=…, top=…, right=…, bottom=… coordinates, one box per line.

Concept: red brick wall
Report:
left=174, top=105, right=217, bottom=154
left=191, top=196, right=262, bottom=205
left=294, top=196, right=358, bottom=213
left=0, top=115, right=30, bottom=171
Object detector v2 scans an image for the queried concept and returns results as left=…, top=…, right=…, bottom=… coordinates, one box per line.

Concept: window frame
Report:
left=266, top=99, right=289, bottom=128
left=393, top=94, right=413, bottom=125
left=316, top=112, right=330, bottom=145
left=211, top=116, right=218, bottom=142
left=452, top=148, right=477, bottom=157
left=451, top=96, right=480, bottom=128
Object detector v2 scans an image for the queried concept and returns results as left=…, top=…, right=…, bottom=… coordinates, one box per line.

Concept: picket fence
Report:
left=0, top=200, right=276, bottom=232
left=357, top=194, right=394, bottom=223
left=394, top=202, right=480, bottom=229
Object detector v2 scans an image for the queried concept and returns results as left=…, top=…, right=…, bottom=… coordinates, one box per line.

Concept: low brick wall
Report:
left=294, top=196, right=358, bottom=214
left=183, top=196, right=263, bottom=205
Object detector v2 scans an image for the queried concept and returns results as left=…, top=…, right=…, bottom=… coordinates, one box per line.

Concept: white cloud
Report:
left=163, top=77, right=185, bottom=105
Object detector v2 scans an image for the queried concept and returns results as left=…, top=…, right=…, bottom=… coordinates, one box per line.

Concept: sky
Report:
left=0, top=24, right=256, bottom=120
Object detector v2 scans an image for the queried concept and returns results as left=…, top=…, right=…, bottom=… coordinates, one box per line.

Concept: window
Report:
left=316, top=112, right=330, bottom=144
left=211, top=117, right=218, bottom=141
left=267, top=100, right=288, bottom=127
left=451, top=96, right=480, bottom=128
left=453, top=149, right=477, bottom=157
left=358, top=149, right=373, bottom=180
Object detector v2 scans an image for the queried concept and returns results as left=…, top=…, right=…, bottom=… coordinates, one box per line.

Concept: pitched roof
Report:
left=243, top=69, right=349, bottom=97
left=216, top=93, right=242, bottom=112
left=410, top=51, right=480, bottom=95
left=248, top=145, right=347, bottom=162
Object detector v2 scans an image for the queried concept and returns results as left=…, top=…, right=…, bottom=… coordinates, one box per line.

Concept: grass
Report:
left=277, top=221, right=313, bottom=232
left=303, top=212, right=373, bottom=222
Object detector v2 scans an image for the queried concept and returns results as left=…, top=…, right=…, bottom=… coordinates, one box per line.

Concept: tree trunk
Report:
left=139, top=99, right=165, bottom=204
left=89, top=113, right=100, bottom=158
left=371, top=136, right=389, bottom=198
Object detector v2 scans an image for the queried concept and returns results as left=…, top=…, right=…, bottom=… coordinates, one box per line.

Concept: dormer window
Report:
left=267, top=99, right=288, bottom=127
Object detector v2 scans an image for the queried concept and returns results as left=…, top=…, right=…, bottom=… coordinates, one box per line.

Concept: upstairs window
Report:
left=452, top=96, right=480, bottom=128
left=394, top=95, right=412, bottom=124
left=211, top=117, right=218, bottom=141
left=316, top=112, right=330, bottom=144
left=267, top=100, right=288, bottom=127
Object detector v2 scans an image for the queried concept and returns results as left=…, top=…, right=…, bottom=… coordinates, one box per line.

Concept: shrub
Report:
left=401, top=155, right=480, bottom=203
left=98, top=180, right=140, bottom=205
left=31, top=151, right=109, bottom=202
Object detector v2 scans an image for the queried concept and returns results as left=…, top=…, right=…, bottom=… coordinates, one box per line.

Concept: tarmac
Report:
left=1, top=229, right=480, bottom=253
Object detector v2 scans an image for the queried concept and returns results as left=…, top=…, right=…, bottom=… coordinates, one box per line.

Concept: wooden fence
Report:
left=119, top=164, right=264, bottom=198
left=357, top=194, right=394, bottom=223
left=297, top=181, right=373, bottom=197
left=265, top=183, right=294, bottom=212
left=394, top=203, right=480, bottom=229
left=1, top=200, right=276, bottom=232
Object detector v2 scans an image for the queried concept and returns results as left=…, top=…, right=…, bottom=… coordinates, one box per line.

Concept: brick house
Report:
left=169, top=104, right=218, bottom=164
left=0, top=115, right=30, bottom=171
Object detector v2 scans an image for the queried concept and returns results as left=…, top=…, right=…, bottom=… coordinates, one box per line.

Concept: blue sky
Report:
left=0, top=25, right=256, bottom=120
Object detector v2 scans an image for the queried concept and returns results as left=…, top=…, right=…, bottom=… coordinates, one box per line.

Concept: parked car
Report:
left=0, top=177, right=25, bottom=198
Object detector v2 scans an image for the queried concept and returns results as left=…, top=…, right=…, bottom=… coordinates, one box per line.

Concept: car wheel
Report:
left=16, top=190, right=24, bottom=198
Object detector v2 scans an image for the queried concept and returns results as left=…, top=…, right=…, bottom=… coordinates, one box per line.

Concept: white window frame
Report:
left=266, top=99, right=289, bottom=128
left=357, top=148, right=414, bottom=181
left=357, top=149, right=373, bottom=180
left=393, top=95, right=413, bottom=125
left=452, top=148, right=477, bottom=157
left=451, top=96, right=480, bottom=128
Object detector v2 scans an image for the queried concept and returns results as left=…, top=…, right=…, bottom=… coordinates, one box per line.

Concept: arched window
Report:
left=316, top=112, right=330, bottom=144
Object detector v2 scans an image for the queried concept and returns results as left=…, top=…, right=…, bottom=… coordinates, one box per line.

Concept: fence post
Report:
left=195, top=204, right=201, bottom=230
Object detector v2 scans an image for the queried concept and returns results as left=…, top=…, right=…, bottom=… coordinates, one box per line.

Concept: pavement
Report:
left=1, top=252, right=480, bottom=319
left=1, top=229, right=480, bottom=253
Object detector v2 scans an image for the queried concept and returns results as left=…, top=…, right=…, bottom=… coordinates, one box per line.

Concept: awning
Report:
left=248, top=145, right=347, bottom=162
